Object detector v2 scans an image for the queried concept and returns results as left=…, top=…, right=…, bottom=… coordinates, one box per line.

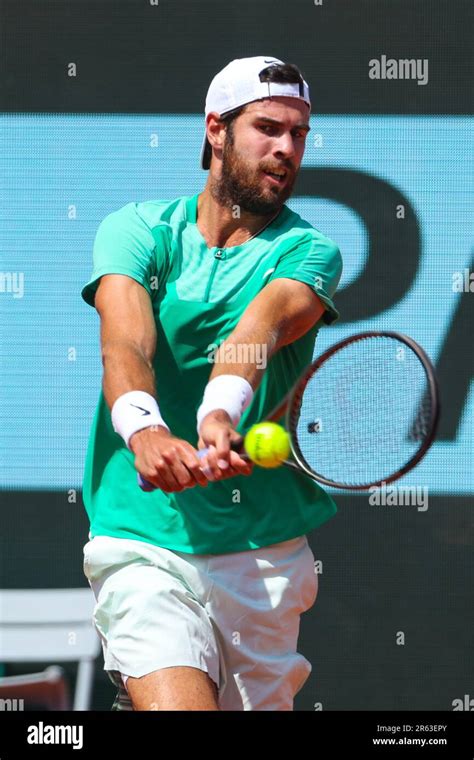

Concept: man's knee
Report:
left=125, top=665, right=219, bottom=711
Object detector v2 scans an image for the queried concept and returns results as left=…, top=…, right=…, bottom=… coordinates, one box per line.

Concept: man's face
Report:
left=212, top=96, right=311, bottom=216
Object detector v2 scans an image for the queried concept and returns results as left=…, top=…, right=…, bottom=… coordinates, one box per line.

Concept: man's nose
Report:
left=273, top=133, right=296, bottom=160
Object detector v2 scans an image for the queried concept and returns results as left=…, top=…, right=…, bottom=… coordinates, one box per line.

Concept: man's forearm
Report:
left=207, top=279, right=323, bottom=391
left=196, top=322, right=278, bottom=452
left=101, top=341, right=157, bottom=411
left=208, top=323, right=279, bottom=392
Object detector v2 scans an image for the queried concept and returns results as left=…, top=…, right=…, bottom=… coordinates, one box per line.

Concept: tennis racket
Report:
left=138, top=331, right=440, bottom=491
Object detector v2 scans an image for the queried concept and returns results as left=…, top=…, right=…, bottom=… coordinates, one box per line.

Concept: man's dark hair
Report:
left=206, top=62, right=306, bottom=166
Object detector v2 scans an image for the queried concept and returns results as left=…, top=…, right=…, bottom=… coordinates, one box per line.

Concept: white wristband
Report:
left=111, top=391, right=170, bottom=450
left=196, top=375, right=254, bottom=434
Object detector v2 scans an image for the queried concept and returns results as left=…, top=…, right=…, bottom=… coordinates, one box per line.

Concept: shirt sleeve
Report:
left=267, top=232, right=343, bottom=324
left=81, top=203, right=168, bottom=307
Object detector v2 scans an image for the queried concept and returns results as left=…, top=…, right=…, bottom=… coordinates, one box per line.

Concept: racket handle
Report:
left=137, top=443, right=246, bottom=491
left=137, top=473, right=157, bottom=491
left=198, top=441, right=246, bottom=457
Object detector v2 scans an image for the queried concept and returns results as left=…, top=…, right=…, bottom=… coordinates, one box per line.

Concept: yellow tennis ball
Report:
left=244, top=422, right=290, bottom=468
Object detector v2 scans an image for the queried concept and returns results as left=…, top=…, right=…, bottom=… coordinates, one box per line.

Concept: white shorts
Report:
left=83, top=533, right=318, bottom=711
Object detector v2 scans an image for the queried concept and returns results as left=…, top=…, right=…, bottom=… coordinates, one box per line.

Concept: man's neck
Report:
left=196, top=189, right=281, bottom=249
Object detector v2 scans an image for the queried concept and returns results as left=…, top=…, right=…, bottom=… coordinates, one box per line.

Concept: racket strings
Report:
left=408, top=387, right=433, bottom=441
left=291, top=336, right=434, bottom=487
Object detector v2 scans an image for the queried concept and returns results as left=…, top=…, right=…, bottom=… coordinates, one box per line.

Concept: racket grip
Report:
left=137, top=473, right=157, bottom=491
left=198, top=441, right=247, bottom=457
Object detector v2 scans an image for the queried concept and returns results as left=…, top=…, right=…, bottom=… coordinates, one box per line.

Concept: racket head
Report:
left=285, top=331, right=440, bottom=490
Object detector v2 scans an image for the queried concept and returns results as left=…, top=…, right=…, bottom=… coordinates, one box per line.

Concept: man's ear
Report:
left=206, top=112, right=226, bottom=157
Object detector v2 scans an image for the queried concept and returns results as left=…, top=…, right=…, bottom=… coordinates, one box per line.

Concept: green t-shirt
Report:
left=81, top=193, right=343, bottom=554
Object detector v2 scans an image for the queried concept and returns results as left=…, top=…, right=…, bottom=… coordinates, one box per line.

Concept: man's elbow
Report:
left=275, top=297, right=326, bottom=350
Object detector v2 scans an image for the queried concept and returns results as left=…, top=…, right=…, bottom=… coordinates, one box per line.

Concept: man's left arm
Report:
left=197, top=278, right=326, bottom=479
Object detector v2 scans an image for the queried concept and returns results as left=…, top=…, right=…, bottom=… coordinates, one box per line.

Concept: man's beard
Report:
left=211, top=131, right=296, bottom=216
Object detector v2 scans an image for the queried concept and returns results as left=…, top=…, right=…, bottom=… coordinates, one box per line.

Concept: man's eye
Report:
left=259, top=125, right=305, bottom=138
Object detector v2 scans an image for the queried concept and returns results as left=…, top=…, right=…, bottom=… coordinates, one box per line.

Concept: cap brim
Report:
left=200, top=130, right=212, bottom=170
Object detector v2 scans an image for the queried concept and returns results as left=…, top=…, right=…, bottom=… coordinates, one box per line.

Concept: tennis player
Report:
left=81, top=56, right=343, bottom=711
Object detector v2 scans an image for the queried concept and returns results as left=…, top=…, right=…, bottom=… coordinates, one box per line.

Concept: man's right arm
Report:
left=94, top=274, right=208, bottom=492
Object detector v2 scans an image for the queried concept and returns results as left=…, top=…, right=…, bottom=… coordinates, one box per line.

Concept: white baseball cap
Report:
left=200, top=56, right=311, bottom=170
